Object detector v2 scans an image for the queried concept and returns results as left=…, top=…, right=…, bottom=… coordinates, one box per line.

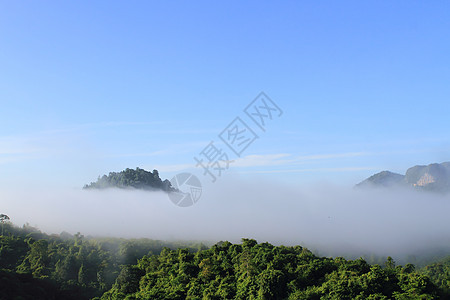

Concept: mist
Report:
left=2, top=176, right=449, bottom=263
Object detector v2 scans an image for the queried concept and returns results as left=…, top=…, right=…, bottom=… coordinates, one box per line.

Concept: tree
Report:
left=0, top=214, right=10, bottom=236
left=78, top=264, right=88, bottom=286
left=385, top=256, right=396, bottom=269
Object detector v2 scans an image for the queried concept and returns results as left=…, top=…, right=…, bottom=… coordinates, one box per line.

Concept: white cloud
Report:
left=0, top=136, right=47, bottom=165
left=0, top=136, right=43, bottom=155
left=295, top=152, right=368, bottom=161
left=150, top=163, right=195, bottom=173
left=238, top=166, right=377, bottom=174
left=232, top=152, right=369, bottom=169
left=106, top=150, right=169, bottom=158
left=232, top=153, right=292, bottom=167
left=150, top=152, right=373, bottom=175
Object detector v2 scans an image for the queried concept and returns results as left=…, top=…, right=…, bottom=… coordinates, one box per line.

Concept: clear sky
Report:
left=1, top=1, right=450, bottom=189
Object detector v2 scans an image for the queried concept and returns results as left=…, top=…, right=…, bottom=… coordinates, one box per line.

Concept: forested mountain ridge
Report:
left=357, top=161, right=450, bottom=192
left=83, top=168, right=174, bottom=192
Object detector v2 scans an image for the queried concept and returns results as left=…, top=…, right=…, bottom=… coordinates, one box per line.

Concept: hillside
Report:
left=83, top=168, right=174, bottom=192
left=356, top=171, right=405, bottom=188
left=405, top=162, right=450, bottom=192
left=357, top=162, right=450, bottom=192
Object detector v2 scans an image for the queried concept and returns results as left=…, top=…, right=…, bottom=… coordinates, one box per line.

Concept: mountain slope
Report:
left=357, top=162, right=450, bottom=192
left=356, top=171, right=405, bottom=188
left=405, top=163, right=450, bottom=192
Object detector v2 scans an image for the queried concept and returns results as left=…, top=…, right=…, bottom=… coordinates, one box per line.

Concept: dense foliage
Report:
left=420, top=256, right=450, bottom=297
left=100, top=239, right=447, bottom=300
left=83, top=168, right=174, bottom=191
left=0, top=222, right=448, bottom=299
left=0, top=223, right=206, bottom=299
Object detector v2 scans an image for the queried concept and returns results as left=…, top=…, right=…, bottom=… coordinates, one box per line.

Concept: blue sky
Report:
left=1, top=1, right=450, bottom=189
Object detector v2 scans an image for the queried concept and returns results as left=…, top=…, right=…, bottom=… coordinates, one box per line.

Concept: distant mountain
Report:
left=405, top=162, right=450, bottom=192
left=83, top=167, right=175, bottom=192
left=357, top=162, right=450, bottom=193
left=356, top=171, right=405, bottom=188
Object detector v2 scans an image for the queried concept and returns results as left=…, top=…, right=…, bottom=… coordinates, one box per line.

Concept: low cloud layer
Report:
left=2, top=177, right=449, bottom=261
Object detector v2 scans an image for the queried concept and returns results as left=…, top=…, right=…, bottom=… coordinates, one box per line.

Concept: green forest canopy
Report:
left=0, top=222, right=206, bottom=299
left=0, top=221, right=448, bottom=299
left=101, top=239, right=448, bottom=300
